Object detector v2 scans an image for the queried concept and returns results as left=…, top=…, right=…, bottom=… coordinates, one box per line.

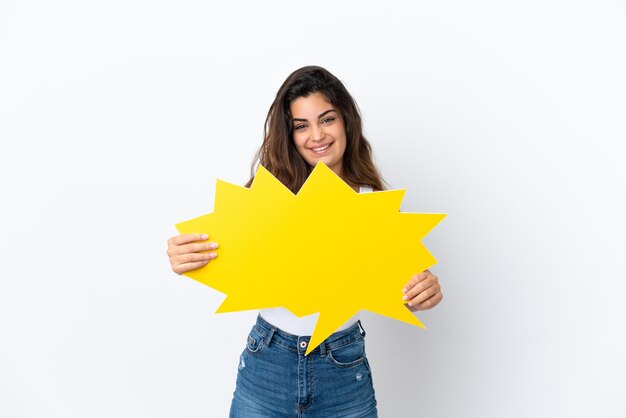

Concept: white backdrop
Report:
left=1, top=1, right=625, bottom=417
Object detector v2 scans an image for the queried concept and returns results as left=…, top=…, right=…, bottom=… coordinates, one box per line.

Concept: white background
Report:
left=1, top=1, right=625, bottom=417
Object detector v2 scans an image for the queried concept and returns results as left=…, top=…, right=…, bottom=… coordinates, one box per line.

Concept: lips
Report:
left=309, top=142, right=333, bottom=155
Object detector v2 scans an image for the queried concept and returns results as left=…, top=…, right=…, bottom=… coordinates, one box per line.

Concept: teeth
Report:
left=313, top=144, right=330, bottom=151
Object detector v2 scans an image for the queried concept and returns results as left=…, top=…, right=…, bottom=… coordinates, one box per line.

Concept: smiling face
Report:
left=290, top=92, right=347, bottom=178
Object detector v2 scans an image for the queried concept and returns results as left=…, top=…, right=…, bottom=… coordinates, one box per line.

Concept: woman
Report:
left=167, top=66, right=443, bottom=417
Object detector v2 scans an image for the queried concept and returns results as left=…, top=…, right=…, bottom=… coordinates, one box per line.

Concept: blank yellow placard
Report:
left=176, top=162, right=446, bottom=354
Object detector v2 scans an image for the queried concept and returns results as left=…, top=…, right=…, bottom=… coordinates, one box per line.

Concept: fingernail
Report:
left=201, top=234, right=208, bottom=240
left=203, top=259, right=209, bottom=264
left=402, top=295, right=407, bottom=301
left=209, top=252, right=217, bottom=258
left=209, top=243, right=218, bottom=249
left=402, top=288, right=407, bottom=293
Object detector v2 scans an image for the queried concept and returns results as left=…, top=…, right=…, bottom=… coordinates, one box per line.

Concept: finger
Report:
left=407, top=283, right=441, bottom=307
left=413, top=291, right=443, bottom=311
left=174, top=252, right=218, bottom=265
left=403, top=275, right=436, bottom=301
left=168, top=241, right=218, bottom=257
left=174, top=259, right=212, bottom=275
left=169, top=233, right=209, bottom=246
left=402, top=270, right=431, bottom=293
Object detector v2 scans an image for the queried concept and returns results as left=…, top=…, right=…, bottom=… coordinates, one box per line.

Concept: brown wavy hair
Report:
left=245, top=65, right=386, bottom=194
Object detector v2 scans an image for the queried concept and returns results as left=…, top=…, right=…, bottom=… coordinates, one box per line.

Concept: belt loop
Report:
left=265, top=326, right=276, bottom=346
left=357, top=320, right=366, bottom=337
left=319, top=341, right=326, bottom=357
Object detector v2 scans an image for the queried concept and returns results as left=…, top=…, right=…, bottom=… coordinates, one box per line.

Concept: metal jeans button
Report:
left=300, top=341, right=307, bottom=348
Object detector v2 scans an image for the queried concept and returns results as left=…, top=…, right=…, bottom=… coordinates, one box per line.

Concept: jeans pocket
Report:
left=327, top=338, right=366, bottom=368
left=245, top=325, right=265, bottom=354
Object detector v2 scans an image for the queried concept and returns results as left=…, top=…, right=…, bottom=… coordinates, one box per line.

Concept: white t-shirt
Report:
left=259, top=185, right=374, bottom=336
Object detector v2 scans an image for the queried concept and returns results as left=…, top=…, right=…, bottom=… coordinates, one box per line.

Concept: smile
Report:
left=309, top=142, right=333, bottom=155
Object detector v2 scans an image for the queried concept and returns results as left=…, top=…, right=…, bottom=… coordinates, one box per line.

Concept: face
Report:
left=290, top=92, right=347, bottom=178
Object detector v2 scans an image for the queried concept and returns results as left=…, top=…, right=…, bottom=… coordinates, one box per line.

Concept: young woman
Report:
left=166, top=66, right=443, bottom=417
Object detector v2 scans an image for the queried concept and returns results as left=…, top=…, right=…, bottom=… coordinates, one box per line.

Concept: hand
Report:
left=402, top=270, right=442, bottom=312
left=167, top=233, right=219, bottom=275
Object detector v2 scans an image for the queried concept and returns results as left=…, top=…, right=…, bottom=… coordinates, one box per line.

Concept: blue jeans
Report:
left=229, top=315, right=378, bottom=417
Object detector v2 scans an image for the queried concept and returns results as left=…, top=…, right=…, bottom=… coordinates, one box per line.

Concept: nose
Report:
left=311, top=124, right=325, bottom=142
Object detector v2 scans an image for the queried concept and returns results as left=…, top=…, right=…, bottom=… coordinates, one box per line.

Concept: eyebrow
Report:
left=292, top=109, right=336, bottom=123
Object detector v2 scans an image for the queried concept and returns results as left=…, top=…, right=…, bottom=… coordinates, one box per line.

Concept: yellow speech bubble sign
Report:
left=176, top=162, right=446, bottom=354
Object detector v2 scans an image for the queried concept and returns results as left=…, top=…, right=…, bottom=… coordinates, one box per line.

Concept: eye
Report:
left=294, top=124, right=306, bottom=131
left=322, top=117, right=335, bottom=124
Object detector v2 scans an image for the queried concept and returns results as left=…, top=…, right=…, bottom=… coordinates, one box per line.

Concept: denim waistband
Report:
left=254, top=313, right=366, bottom=356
